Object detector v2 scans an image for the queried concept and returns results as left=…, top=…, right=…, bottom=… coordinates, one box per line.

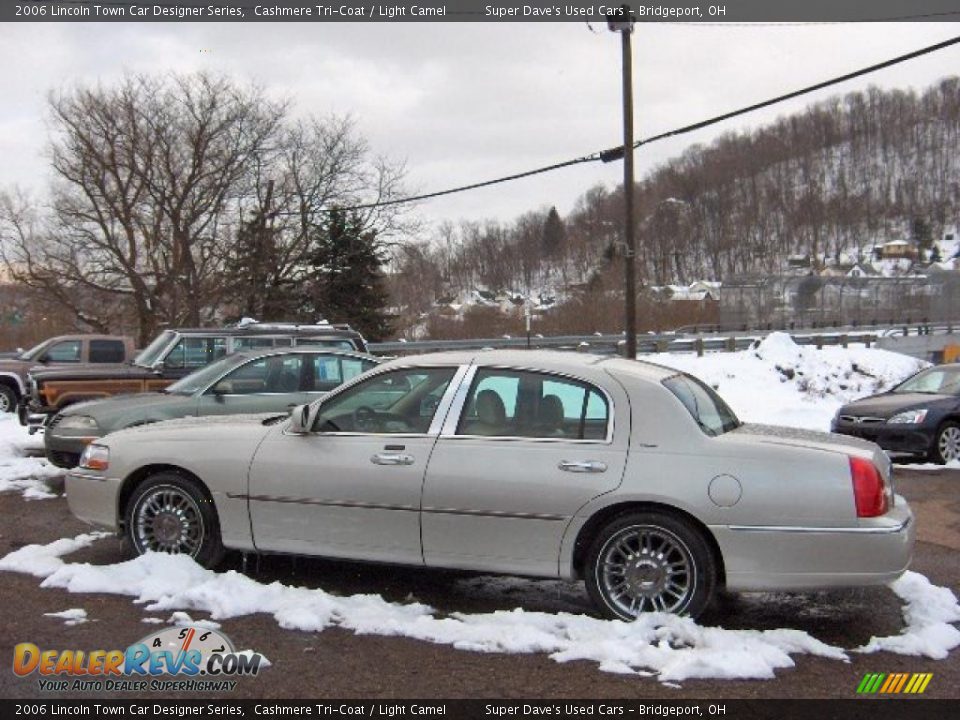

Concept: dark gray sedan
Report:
left=44, top=348, right=379, bottom=468
left=832, top=363, right=960, bottom=463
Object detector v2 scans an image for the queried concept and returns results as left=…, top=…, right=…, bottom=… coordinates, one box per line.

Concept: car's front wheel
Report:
left=931, top=420, right=960, bottom=465
left=125, top=472, right=224, bottom=568
left=0, top=385, right=18, bottom=414
left=585, top=511, right=716, bottom=620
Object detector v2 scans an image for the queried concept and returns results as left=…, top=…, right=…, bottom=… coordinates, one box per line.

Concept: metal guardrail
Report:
left=368, top=330, right=888, bottom=357
left=367, top=320, right=960, bottom=357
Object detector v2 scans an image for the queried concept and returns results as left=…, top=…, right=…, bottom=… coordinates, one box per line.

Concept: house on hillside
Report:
left=878, top=240, right=920, bottom=260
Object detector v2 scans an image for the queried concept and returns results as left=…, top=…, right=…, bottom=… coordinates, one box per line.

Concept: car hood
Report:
left=838, top=392, right=953, bottom=419
left=61, top=392, right=189, bottom=420
left=30, top=363, right=151, bottom=382
left=105, top=412, right=281, bottom=442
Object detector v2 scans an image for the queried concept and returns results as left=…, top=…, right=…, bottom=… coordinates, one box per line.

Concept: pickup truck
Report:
left=0, top=335, right=136, bottom=414
left=20, top=323, right=368, bottom=432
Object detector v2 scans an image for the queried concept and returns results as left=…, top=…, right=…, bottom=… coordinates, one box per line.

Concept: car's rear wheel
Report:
left=585, top=511, right=716, bottom=620
left=931, top=421, right=960, bottom=465
left=0, top=385, right=18, bottom=414
left=125, top=472, right=224, bottom=568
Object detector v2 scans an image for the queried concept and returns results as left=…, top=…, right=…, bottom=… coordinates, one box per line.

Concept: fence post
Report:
left=815, top=335, right=823, bottom=350
left=840, top=334, right=848, bottom=349
left=696, top=337, right=704, bottom=357
left=725, top=337, right=736, bottom=353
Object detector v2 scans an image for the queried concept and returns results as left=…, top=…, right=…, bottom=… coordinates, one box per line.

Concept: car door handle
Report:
left=558, top=460, right=607, bottom=473
left=371, top=452, right=415, bottom=466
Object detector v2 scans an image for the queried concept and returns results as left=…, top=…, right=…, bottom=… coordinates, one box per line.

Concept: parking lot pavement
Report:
left=0, top=468, right=957, bottom=699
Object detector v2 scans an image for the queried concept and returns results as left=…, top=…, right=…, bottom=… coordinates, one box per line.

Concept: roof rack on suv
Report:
left=232, top=319, right=356, bottom=332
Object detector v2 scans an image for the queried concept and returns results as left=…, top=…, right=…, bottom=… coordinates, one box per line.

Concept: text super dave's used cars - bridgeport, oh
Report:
left=64, top=350, right=914, bottom=620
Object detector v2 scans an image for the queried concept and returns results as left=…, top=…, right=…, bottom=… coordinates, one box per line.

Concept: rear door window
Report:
left=456, top=369, right=609, bottom=440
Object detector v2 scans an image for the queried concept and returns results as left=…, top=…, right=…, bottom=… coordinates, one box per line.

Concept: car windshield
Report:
left=165, top=353, right=249, bottom=395
left=133, top=330, right=175, bottom=367
left=18, top=339, right=50, bottom=361
left=663, top=374, right=741, bottom=437
left=894, top=366, right=960, bottom=395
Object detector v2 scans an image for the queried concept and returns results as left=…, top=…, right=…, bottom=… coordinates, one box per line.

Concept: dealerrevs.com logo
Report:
left=13, top=625, right=267, bottom=692
left=857, top=672, right=934, bottom=695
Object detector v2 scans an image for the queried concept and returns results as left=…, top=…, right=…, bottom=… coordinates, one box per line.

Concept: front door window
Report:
left=313, top=367, right=457, bottom=434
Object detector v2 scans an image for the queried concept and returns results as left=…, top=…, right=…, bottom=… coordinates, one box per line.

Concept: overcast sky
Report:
left=2, top=21, right=960, bottom=234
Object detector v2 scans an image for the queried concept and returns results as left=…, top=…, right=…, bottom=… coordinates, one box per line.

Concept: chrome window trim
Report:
left=303, top=364, right=467, bottom=439
left=440, top=364, right=615, bottom=445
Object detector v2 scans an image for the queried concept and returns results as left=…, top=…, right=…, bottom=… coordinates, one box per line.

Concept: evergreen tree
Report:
left=223, top=209, right=290, bottom=320
left=304, top=209, right=392, bottom=340
left=541, top=206, right=565, bottom=256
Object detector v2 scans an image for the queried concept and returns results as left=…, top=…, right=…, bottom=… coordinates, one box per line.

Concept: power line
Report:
left=630, top=33, right=960, bottom=150
left=320, top=33, right=960, bottom=212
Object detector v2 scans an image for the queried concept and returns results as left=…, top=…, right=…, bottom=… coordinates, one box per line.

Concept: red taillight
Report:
left=849, top=456, right=888, bottom=518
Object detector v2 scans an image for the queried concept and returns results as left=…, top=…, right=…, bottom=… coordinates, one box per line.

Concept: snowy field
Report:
left=1, top=334, right=958, bottom=684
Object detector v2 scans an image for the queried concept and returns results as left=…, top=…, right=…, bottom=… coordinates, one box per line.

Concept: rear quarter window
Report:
left=89, top=340, right=125, bottom=363
left=663, top=374, right=741, bottom=436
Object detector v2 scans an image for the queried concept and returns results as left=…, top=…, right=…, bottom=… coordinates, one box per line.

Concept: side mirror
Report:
left=151, top=360, right=165, bottom=373
left=212, top=381, right=231, bottom=398
left=37, top=354, right=49, bottom=364
left=288, top=404, right=318, bottom=434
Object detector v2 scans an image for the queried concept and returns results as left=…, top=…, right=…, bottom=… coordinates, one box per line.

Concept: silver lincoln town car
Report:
left=66, top=350, right=914, bottom=620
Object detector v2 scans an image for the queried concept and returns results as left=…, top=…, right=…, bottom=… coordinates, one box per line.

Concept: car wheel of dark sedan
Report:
left=0, top=385, right=17, bottom=414
left=585, top=512, right=716, bottom=621
left=931, top=421, right=960, bottom=465
left=125, top=472, right=225, bottom=568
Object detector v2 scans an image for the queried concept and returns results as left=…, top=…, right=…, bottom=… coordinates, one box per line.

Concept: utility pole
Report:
left=608, top=5, right=637, bottom=359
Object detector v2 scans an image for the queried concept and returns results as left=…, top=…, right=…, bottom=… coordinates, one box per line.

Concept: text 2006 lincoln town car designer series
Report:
left=66, top=350, right=914, bottom=620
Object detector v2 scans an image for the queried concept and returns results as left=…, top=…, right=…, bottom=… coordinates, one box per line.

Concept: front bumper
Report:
left=65, top=469, right=122, bottom=532
left=832, top=420, right=932, bottom=456
left=714, top=498, right=915, bottom=592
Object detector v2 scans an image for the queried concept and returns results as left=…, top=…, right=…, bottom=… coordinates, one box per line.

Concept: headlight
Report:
left=887, top=409, right=928, bottom=424
left=78, top=444, right=109, bottom=471
left=56, top=415, right=99, bottom=430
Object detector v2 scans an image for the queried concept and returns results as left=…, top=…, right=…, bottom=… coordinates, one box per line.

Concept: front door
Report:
left=247, top=365, right=463, bottom=563
left=196, top=353, right=307, bottom=416
left=421, top=367, right=629, bottom=577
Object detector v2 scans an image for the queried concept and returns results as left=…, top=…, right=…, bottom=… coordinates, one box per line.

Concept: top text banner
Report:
left=6, top=0, right=960, bottom=22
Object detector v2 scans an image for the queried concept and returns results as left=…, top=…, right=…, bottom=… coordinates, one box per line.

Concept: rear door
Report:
left=421, top=367, right=630, bottom=577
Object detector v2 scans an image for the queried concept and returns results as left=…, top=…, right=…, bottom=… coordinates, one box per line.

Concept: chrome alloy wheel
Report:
left=133, top=484, right=205, bottom=556
left=597, top=524, right=695, bottom=617
left=939, top=425, right=960, bottom=462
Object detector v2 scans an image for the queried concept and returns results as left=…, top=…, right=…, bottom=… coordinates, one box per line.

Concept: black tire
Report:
left=124, top=472, right=224, bottom=568
left=585, top=511, right=717, bottom=621
left=930, top=421, right=960, bottom=465
left=0, top=384, right=18, bottom=414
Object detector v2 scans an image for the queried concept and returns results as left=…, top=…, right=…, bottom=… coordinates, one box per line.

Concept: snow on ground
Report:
left=1, top=534, right=957, bottom=683
left=0, top=415, right=62, bottom=499
left=649, top=332, right=926, bottom=432
left=43, top=608, right=88, bottom=626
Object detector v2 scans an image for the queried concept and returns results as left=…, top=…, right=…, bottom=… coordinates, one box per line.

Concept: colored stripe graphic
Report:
left=857, top=672, right=932, bottom=694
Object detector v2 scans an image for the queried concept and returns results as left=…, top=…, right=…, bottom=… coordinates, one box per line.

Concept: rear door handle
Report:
left=558, top=460, right=607, bottom=473
left=371, top=452, right=415, bottom=466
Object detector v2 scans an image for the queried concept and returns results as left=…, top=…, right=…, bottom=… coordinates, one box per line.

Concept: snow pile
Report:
left=859, top=571, right=960, bottom=659
left=652, top=332, right=925, bottom=431
left=0, top=415, right=62, bottom=499
left=43, top=608, right=88, bottom=626
left=2, top=534, right=957, bottom=682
